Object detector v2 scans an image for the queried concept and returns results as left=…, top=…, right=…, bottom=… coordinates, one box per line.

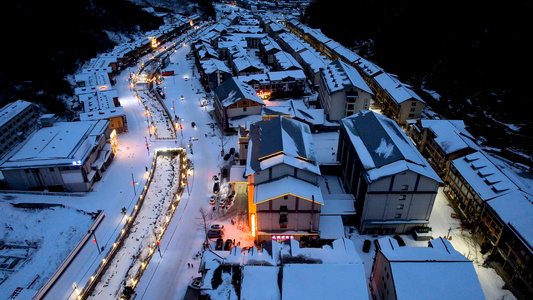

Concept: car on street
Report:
left=212, top=175, right=219, bottom=182
left=224, top=239, right=233, bottom=251
left=213, top=182, right=219, bottom=194
left=207, top=229, right=223, bottom=239
left=219, top=196, right=227, bottom=207
left=180, top=95, right=184, bottom=100
left=209, top=195, right=216, bottom=205
left=210, top=224, right=224, bottom=230
left=191, top=122, right=196, bottom=128
left=215, top=238, right=224, bottom=250
left=363, top=239, right=371, bottom=253
left=222, top=168, right=228, bottom=178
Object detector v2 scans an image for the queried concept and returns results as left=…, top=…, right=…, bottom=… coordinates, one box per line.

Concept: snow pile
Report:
left=0, top=202, right=94, bottom=299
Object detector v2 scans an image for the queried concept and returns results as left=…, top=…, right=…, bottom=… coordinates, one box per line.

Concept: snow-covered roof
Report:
left=273, top=50, right=302, bottom=70
left=240, top=266, right=280, bottom=299
left=246, top=117, right=320, bottom=176
left=379, top=237, right=485, bottom=300
left=1, top=120, right=109, bottom=169
left=261, top=99, right=324, bottom=126
left=215, top=77, right=265, bottom=108
left=200, top=58, right=231, bottom=75
left=78, top=89, right=119, bottom=112
left=0, top=100, right=37, bottom=128
left=254, top=175, right=324, bottom=205
left=374, top=72, right=424, bottom=104
left=486, top=190, right=533, bottom=252
left=80, top=106, right=125, bottom=121
left=321, top=60, right=373, bottom=95
left=318, top=216, right=345, bottom=239
left=451, top=151, right=518, bottom=201
left=341, top=110, right=441, bottom=183
left=419, top=119, right=479, bottom=155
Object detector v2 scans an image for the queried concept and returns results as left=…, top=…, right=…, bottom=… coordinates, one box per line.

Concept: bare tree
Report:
left=215, top=129, right=230, bottom=156
left=197, top=207, right=212, bottom=250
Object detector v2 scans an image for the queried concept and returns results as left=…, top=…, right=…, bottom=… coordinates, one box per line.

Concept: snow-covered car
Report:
left=209, top=195, right=216, bottom=205
left=212, top=175, right=219, bottom=182
left=180, top=95, right=184, bottom=100
left=219, top=196, right=227, bottom=207
left=191, top=122, right=196, bottom=128
left=211, top=224, right=224, bottom=230
left=207, top=229, right=223, bottom=238
left=213, top=182, right=220, bottom=194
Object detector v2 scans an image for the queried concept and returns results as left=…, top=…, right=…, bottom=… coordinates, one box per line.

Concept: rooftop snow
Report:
left=341, top=111, right=440, bottom=183
left=321, top=60, right=373, bottom=95
left=254, top=175, right=324, bottom=205
left=419, top=119, right=479, bottom=154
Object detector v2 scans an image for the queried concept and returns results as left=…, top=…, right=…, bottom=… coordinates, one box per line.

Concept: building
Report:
left=0, top=100, right=41, bottom=158
left=373, top=72, right=425, bottom=126
left=213, top=77, right=265, bottom=132
left=0, top=120, right=115, bottom=192
left=337, top=111, right=442, bottom=234
left=199, top=59, right=232, bottom=91
left=443, top=151, right=517, bottom=226
left=408, top=119, right=479, bottom=177
left=477, top=190, right=533, bottom=296
left=370, top=237, right=485, bottom=300
left=77, top=89, right=128, bottom=133
left=245, top=117, right=323, bottom=244
left=318, top=60, right=374, bottom=121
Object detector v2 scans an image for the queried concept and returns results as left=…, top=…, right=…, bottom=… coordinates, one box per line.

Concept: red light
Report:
left=157, top=241, right=161, bottom=246
left=131, top=182, right=134, bottom=186
left=93, top=239, right=96, bottom=243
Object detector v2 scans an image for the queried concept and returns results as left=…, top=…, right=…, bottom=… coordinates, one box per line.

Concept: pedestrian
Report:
left=187, top=263, right=190, bottom=268
left=191, top=264, right=193, bottom=268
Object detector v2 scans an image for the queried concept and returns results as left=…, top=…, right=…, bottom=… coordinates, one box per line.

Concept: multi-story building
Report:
left=199, top=58, right=232, bottom=91
left=317, top=60, right=374, bottom=121
left=373, top=72, right=426, bottom=126
left=408, top=119, right=479, bottom=177
left=476, top=190, right=533, bottom=296
left=213, top=77, right=265, bottom=132
left=0, top=120, right=115, bottom=192
left=0, top=100, right=41, bottom=158
left=245, top=117, right=323, bottom=244
left=370, top=237, right=485, bottom=300
left=337, top=110, right=442, bottom=234
left=444, top=151, right=517, bottom=226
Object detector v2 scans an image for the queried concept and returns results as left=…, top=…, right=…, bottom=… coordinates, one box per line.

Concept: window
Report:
left=395, top=213, right=402, bottom=219
left=397, top=204, right=404, bottom=209
left=283, top=195, right=288, bottom=200
left=411, top=102, right=417, bottom=106
left=401, top=185, right=409, bottom=191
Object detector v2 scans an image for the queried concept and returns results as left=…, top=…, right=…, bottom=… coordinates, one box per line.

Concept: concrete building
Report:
left=0, top=100, right=41, bottom=158
left=318, top=60, right=374, bottom=121
left=337, top=111, right=442, bottom=234
left=370, top=237, right=485, bottom=300
left=0, top=120, right=115, bottom=192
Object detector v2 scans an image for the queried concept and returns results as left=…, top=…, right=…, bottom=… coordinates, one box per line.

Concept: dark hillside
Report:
left=303, top=0, right=533, bottom=158
left=0, top=0, right=163, bottom=113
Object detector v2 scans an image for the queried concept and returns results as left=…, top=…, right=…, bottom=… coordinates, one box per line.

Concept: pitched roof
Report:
left=214, top=77, right=264, bottom=107
left=246, top=117, right=320, bottom=175
left=341, top=110, right=441, bottom=183
left=321, top=60, right=373, bottom=95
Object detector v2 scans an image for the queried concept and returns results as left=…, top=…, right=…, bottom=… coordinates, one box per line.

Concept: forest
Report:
left=0, top=0, right=163, bottom=113
left=303, top=0, right=533, bottom=158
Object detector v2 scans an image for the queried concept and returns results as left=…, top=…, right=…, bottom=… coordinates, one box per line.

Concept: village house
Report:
left=337, top=110, right=442, bottom=234
left=245, top=117, right=323, bottom=244
left=318, top=60, right=374, bottom=121
left=213, top=77, right=265, bottom=132
left=370, top=237, right=485, bottom=300
left=77, top=89, right=128, bottom=133
left=199, top=58, right=232, bottom=91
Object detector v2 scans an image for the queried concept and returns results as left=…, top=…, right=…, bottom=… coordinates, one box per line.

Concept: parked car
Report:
left=180, top=95, right=184, bottom=100
left=222, top=168, right=228, bottom=178
left=213, top=182, right=220, bottom=194
left=363, top=239, right=371, bottom=253
left=212, top=175, right=219, bottom=182
left=229, top=147, right=235, bottom=155
left=219, top=196, right=227, bottom=207
left=191, top=122, right=196, bottom=128
left=209, top=195, right=216, bottom=205
left=207, top=229, right=223, bottom=238
left=223, top=153, right=231, bottom=161
left=224, top=239, right=233, bottom=251
left=210, top=224, right=224, bottom=230
left=215, top=238, right=224, bottom=250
